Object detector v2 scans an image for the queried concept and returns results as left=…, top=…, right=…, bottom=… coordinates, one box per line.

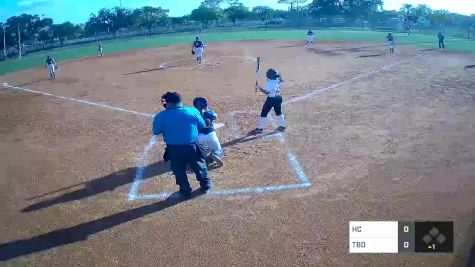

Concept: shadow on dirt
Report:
left=357, top=54, right=385, bottom=58
left=0, top=132, right=283, bottom=261
left=22, top=131, right=276, bottom=213
left=123, top=67, right=165, bottom=75
left=1, top=192, right=201, bottom=261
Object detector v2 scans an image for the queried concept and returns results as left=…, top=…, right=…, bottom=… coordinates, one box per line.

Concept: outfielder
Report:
left=250, top=69, right=286, bottom=134
left=386, top=33, right=395, bottom=54
left=98, top=42, right=104, bottom=57
left=191, top=36, right=205, bottom=64
left=306, top=29, right=315, bottom=45
left=193, top=97, right=224, bottom=167
left=44, top=55, right=58, bottom=80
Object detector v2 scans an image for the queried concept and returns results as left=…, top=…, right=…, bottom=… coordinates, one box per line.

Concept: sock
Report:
left=277, top=114, right=285, bottom=127
left=258, top=117, right=267, bottom=129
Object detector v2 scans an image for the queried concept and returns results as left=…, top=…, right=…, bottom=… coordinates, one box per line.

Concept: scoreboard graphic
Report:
left=349, top=221, right=454, bottom=253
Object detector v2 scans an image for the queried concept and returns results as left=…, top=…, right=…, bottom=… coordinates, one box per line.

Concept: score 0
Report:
left=399, top=222, right=415, bottom=253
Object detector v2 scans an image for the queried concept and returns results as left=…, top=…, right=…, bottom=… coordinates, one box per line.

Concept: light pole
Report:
left=3, top=24, right=6, bottom=60
left=18, top=24, right=22, bottom=59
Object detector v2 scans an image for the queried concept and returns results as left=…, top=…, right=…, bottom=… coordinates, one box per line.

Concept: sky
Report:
left=0, top=0, right=474, bottom=24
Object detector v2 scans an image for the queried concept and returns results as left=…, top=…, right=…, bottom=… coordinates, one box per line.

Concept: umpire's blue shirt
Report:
left=152, top=105, right=206, bottom=145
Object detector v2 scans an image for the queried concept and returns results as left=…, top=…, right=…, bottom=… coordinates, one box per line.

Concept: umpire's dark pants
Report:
left=167, top=144, right=210, bottom=189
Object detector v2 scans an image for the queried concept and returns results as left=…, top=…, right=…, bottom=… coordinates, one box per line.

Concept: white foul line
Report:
left=1, top=83, right=153, bottom=118
left=284, top=54, right=422, bottom=105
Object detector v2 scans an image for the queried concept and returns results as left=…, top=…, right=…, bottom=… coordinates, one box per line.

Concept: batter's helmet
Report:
left=193, top=97, right=208, bottom=110
left=266, top=68, right=281, bottom=80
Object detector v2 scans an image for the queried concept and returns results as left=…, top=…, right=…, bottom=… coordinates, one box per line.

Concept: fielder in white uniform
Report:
left=192, top=37, right=205, bottom=64
left=387, top=32, right=395, bottom=54
left=98, top=42, right=104, bottom=57
left=193, top=97, right=224, bottom=167
left=44, top=55, right=57, bottom=80
left=306, top=29, right=315, bottom=45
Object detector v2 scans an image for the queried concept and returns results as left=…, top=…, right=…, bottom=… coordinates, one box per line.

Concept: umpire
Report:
left=152, top=92, right=212, bottom=197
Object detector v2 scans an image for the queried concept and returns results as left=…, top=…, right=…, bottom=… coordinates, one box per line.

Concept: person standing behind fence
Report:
left=152, top=91, right=212, bottom=198
left=438, top=32, right=445, bottom=49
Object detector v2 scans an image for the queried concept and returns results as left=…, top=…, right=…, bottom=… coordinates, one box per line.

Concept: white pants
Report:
left=47, top=64, right=55, bottom=74
left=307, top=35, right=315, bottom=43
left=388, top=41, right=395, bottom=49
left=198, top=131, right=221, bottom=154
left=193, top=47, right=204, bottom=58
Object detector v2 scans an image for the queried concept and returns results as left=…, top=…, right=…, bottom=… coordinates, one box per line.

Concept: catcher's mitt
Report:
left=191, top=50, right=195, bottom=55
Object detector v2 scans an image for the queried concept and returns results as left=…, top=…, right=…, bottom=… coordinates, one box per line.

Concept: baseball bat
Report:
left=255, top=57, right=260, bottom=92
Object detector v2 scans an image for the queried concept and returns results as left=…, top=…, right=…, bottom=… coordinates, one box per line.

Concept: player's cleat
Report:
left=200, top=181, right=212, bottom=192
left=209, top=152, right=224, bottom=167
left=179, top=187, right=192, bottom=198
left=277, top=126, right=286, bottom=132
left=250, top=128, right=263, bottom=135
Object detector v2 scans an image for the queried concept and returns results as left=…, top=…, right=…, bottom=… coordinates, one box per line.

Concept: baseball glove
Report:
left=191, top=50, right=195, bottom=55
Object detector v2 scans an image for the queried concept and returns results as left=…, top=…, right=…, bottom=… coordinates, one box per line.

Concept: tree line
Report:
left=1, top=0, right=474, bottom=55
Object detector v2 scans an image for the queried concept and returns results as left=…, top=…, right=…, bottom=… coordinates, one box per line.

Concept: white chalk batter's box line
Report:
left=0, top=52, right=425, bottom=201
left=128, top=110, right=310, bottom=201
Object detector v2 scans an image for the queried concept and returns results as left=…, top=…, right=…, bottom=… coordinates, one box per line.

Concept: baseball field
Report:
left=1, top=29, right=474, bottom=266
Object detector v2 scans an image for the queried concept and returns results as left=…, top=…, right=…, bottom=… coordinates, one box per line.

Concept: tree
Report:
left=109, top=7, right=133, bottom=36
left=401, top=3, right=412, bottom=14
left=252, top=6, right=274, bottom=26
left=52, top=22, right=80, bottom=45
left=309, top=0, right=342, bottom=18
left=131, top=6, right=169, bottom=33
left=224, top=2, right=250, bottom=25
left=85, top=13, right=109, bottom=36
left=428, top=9, right=452, bottom=27
left=190, top=4, right=220, bottom=25
left=5, top=14, right=53, bottom=43
left=37, top=29, right=52, bottom=43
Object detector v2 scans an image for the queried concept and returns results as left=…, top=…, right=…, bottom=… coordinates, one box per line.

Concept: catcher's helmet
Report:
left=193, top=97, right=208, bottom=110
left=266, top=68, right=281, bottom=80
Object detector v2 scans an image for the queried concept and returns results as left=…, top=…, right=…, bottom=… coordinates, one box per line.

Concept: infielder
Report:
left=191, top=36, right=205, bottom=64
left=438, top=32, right=445, bottom=49
left=44, top=55, right=58, bottom=80
left=193, top=97, right=224, bottom=167
left=306, top=29, right=315, bottom=45
left=386, top=33, right=395, bottom=54
left=250, top=69, right=286, bottom=134
left=98, top=42, right=104, bottom=57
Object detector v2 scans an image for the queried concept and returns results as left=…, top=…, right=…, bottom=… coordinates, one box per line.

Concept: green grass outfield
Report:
left=1, top=29, right=473, bottom=76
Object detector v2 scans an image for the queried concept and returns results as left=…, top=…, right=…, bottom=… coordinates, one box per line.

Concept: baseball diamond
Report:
left=0, top=11, right=475, bottom=266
